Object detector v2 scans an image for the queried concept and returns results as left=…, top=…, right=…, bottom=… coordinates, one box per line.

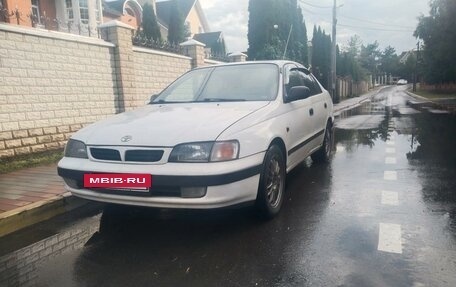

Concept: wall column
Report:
left=228, top=52, right=247, bottom=62
left=180, top=39, right=205, bottom=68
left=99, top=20, right=136, bottom=113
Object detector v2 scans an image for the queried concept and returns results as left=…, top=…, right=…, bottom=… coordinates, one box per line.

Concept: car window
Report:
left=303, top=74, right=322, bottom=96
left=285, top=67, right=322, bottom=97
left=198, top=64, right=279, bottom=101
left=155, top=68, right=212, bottom=103
left=285, top=69, right=304, bottom=96
left=154, top=64, right=279, bottom=103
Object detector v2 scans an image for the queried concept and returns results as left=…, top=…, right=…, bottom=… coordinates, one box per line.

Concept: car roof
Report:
left=193, top=60, right=308, bottom=71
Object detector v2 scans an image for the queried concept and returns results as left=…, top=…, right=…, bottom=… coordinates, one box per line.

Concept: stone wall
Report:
left=132, top=47, right=192, bottom=108
left=0, top=21, right=216, bottom=159
left=0, top=24, right=117, bottom=158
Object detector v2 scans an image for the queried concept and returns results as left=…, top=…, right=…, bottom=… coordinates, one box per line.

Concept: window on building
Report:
left=79, top=0, right=89, bottom=24
left=31, top=0, right=41, bottom=24
left=125, top=7, right=135, bottom=17
left=65, top=0, right=74, bottom=23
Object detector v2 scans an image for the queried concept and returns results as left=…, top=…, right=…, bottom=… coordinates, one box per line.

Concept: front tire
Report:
left=311, top=121, right=333, bottom=163
left=255, top=145, right=286, bottom=219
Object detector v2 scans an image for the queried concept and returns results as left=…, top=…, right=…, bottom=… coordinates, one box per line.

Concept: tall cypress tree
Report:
left=312, top=26, right=331, bottom=88
left=168, top=0, right=185, bottom=45
left=142, top=3, right=161, bottom=41
left=247, top=0, right=308, bottom=63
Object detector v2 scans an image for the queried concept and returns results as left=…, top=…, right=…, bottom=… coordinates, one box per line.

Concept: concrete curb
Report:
left=0, top=193, right=89, bottom=237
left=405, top=90, right=455, bottom=114
left=334, top=86, right=388, bottom=115
left=405, top=90, right=431, bottom=102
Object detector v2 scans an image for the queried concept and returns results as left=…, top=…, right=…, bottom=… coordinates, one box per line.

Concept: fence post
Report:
left=228, top=52, right=247, bottom=62
left=99, top=20, right=136, bottom=113
left=180, top=39, right=205, bottom=68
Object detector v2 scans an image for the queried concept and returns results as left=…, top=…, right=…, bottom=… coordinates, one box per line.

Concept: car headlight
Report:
left=169, top=141, right=239, bottom=163
left=64, top=139, right=88, bottom=159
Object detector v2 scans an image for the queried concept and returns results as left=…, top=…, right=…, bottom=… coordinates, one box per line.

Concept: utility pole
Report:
left=331, top=0, right=337, bottom=102
left=413, top=41, right=420, bottom=92
left=283, top=24, right=293, bottom=60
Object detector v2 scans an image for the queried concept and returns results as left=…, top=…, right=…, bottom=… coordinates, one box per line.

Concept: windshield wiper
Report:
left=152, top=99, right=190, bottom=104
left=202, top=98, right=246, bottom=102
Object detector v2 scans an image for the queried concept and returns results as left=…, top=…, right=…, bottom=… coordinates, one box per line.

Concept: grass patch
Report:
left=413, top=89, right=456, bottom=99
left=0, top=149, right=64, bottom=174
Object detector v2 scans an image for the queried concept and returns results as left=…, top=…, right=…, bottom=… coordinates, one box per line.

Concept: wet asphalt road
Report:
left=1, top=86, right=456, bottom=287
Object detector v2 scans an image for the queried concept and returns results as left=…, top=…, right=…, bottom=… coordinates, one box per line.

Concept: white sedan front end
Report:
left=58, top=148, right=265, bottom=209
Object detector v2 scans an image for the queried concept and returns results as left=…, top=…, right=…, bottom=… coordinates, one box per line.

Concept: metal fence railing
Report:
left=132, top=33, right=184, bottom=55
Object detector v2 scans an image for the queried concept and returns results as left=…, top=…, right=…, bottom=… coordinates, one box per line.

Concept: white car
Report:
left=58, top=61, right=334, bottom=218
left=397, top=79, right=408, bottom=85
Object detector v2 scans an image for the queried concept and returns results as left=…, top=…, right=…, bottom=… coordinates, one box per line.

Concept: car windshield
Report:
left=153, top=64, right=279, bottom=103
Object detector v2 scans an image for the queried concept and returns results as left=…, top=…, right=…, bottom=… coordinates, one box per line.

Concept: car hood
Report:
left=73, top=102, right=270, bottom=146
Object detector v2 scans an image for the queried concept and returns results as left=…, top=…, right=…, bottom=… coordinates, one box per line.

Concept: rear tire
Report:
left=255, top=145, right=286, bottom=219
left=311, top=121, right=333, bottom=163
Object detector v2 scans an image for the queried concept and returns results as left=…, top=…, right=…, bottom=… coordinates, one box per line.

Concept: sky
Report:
left=198, top=0, right=431, bottom=55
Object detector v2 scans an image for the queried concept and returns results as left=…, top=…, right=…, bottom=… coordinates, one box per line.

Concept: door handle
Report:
left=309, top=108, right=314, bottom=116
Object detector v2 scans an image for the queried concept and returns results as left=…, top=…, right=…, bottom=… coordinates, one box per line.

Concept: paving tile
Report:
left=0, top=198, right=32, bottom=207
left=0, top=164, right=65, bottom=216
left=22, top=192, right=55, bottom=199
left=17, top=195, right=50, bottom=202
left=0, top=193, right=22, bottom=200
left=0, top=203, right=17, bottom=212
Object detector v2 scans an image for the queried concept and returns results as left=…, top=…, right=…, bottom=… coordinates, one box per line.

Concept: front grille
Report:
left=125, top=150, right=164, bottom=162
left=90, top=148, right=121, bottom=161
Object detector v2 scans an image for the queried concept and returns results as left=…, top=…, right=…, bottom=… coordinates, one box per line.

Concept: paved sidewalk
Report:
left=406, top=90, right=456, bottom=114
left=0, top=164, right=64, bottom=213
left=333, top=86, right=385, bottom=115
left=0, top=164, right=88, bottom=237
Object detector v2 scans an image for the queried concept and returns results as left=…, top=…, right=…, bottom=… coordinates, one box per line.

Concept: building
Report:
left=0, top=0, right=103, bottom=36
left=103, top=0, right=144, bottom=29
left=0, top=0, right=225, bottom=55
left=155, top=0, right=208, bottom=39
left=193, top=31, right=225, bottom=57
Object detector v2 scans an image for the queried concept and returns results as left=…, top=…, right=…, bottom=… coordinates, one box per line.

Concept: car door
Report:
left=303, top=73, right=328, bottom=151
left=283, top=66, right=314, bottom=168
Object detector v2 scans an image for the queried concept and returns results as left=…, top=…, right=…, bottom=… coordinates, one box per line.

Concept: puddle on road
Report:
left=334, top=94, right=456, bottom=238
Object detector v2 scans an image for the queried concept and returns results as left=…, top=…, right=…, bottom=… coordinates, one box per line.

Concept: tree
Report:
left=415, top=0, right=456, bottom=84
left=379, top=46, right=399, bottom=76
left=168, top=0, right=185, bottom=45
left=311, top=26, right=331, bottom=88
left=247, top=0, right=308, bottom=64
left=359, top=41, right=381, bottom=79
left=346, top=34, right=362, bottom=57
left=141, top=3, right=161, bottom=41
left=211, top=38, right=226, bottom=57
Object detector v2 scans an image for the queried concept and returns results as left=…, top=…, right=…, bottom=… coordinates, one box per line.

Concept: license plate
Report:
left=84, top=174, right=152, bottom=189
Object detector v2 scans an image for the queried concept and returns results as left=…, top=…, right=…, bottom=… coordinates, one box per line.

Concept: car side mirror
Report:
left=286, top=86, right=311, bottom=103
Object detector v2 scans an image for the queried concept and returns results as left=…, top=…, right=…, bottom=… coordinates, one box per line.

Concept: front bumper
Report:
left=57, top=152, right=265, bottom=209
